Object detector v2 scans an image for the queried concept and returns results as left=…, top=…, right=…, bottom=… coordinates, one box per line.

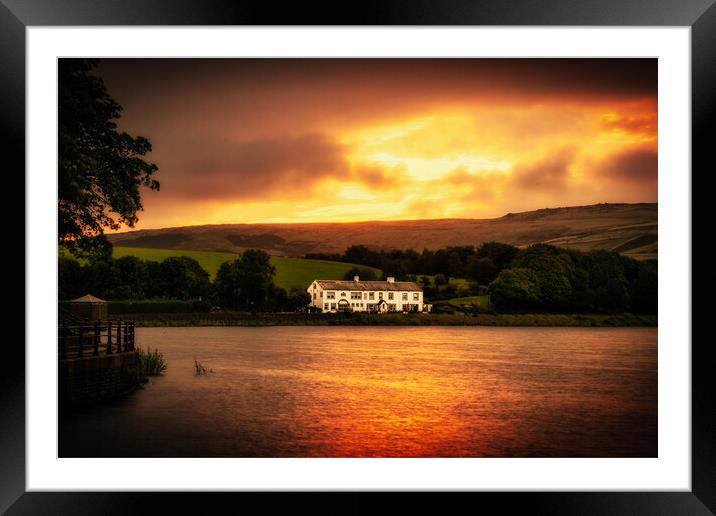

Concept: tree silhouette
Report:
left=58, top=58, right=159, bottom=260
left=342, top=266, right=378, bottom=281
left=213, top=250, right=277, bottom=310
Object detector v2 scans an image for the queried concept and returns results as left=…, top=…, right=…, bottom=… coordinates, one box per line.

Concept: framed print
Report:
left=4, top=0, right=713, bottom=513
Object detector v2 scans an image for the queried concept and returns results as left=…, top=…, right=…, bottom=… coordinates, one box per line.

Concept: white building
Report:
left=307, top=276, right=430, bottom=313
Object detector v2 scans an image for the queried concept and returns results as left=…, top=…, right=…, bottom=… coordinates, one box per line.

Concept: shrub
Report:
left=137, top=347, right=167, bottom=376
left=194, top=358, right=207, bottom=375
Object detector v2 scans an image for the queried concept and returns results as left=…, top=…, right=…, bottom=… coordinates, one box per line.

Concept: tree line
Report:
left=307, top=242, right=519, bottom=285
left=307, top=242, right=657, bottom=314
left=59, top=249, right=310, bottom=312
left=59, top=242, right=656, bottom=315
left=488, top=244, right=656, bottom=313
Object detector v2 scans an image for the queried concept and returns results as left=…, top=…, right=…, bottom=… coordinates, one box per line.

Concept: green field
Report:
left=113, top=247, right=236, bottom=277
left=444, top=295, right=490, bottom=307
left=271, top=256, right=382, bottom=293
left=113, top=247, right=381, bottom=291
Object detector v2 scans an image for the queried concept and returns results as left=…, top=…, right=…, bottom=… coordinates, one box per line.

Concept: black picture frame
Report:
left=4, top=0, right=711, bottom=513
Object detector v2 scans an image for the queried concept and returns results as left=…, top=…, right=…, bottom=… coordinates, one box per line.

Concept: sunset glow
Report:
left=97, top=59, right=657, bottom=230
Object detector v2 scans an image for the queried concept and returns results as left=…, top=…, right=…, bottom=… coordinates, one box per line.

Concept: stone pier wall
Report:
left=59, top=351, right=140, bottom=407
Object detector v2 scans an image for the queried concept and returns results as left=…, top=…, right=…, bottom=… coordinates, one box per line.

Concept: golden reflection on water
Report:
left=60, top=326, right=657, bottom=458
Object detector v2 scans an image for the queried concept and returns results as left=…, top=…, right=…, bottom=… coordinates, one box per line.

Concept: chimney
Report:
left=386, top=277, right=395, bottom=283
left=353, top=275, right=360, bottom=282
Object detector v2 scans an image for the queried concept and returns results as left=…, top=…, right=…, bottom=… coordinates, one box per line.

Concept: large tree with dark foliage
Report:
left=581, top=250, right=631, bottom=312
left=465, top=256, right=499, bottom=286
left=214, top=261, right=241, bottom=310
left=512, top=244, right=574, bottom=309
left=58, top=59, right=159, bottom=261
left=213, top=250, right=278, bottom=310
left=157, top=257, right=211, bottom=300
left=489, top=267, right=541, bottom=312
left=109, top=255, right=149, bottom=299
left=475, top=241, right=519, bottom=270
left=58, top=257, right=86, bottom=300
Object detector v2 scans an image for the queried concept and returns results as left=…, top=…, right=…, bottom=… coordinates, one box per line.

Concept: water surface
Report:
left=59, top=326, right=657, bottom=457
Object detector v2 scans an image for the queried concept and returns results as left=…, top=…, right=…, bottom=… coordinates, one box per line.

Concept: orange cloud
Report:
left=511, top=147, right=577, bottom=191
left=351, top=162, right=408, bottom=190
left=594, top=146, right=658, bottom=183
left=601, top=112, right=657, bottom=137
left=160, top=132, right=350, bottom=200
left=442, top=167, right=503, bottom=202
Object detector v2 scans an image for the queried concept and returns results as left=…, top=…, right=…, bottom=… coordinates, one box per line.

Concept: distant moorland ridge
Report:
left=108, top=202, right=657, bottom=260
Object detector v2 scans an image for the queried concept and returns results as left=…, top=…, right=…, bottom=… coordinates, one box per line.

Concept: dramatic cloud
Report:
left=441, top=167, right=503, bottom=202
left=90, top=58, right=657, bottom=229
left=351, top=163, right=407, bottom=190
left=595, top=147, right=658, bottom=183
left=155, top=133, right=350, bottom=200
left=511, top=147, right=577, bottom=191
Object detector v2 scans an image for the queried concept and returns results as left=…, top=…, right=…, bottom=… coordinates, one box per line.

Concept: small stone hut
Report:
left=69, top=294, right=108, bottom=321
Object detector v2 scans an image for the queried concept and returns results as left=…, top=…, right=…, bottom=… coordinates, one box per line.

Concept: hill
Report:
left=112, top=247, right=381, bottom=291
left=108, top=203, right=657, bottom=260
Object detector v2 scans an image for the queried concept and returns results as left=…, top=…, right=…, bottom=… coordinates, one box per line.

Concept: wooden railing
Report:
left=59, top=320, right=135, bottom=360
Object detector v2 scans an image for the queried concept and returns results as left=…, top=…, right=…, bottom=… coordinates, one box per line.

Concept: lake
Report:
left=59, top=326, right=657, bottom=457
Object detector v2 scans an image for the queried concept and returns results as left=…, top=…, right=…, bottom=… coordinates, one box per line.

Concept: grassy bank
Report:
left=116, top=311, right=657, bottom=328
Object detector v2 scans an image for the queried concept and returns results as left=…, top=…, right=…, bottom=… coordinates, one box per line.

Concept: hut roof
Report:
left=71, top=294, right=106, bottom=304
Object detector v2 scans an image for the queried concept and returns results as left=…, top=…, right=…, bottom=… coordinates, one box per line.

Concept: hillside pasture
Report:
left=107, top=203, right=658, bottom=259
left=112, top=246, right=381, bottom=291
left=113, top=246, right=236, bottom=278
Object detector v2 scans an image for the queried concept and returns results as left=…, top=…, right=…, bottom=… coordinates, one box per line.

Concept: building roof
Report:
left=71, top=294, right=106, bottom=304
left=314, top=280, right=422, bottom=292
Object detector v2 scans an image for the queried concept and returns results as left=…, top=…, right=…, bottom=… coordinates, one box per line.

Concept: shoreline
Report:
left=111, top=312, right=658, bottom=328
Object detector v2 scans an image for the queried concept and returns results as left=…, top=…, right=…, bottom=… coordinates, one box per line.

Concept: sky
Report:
left=96, top=58, right=657, bottom=230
